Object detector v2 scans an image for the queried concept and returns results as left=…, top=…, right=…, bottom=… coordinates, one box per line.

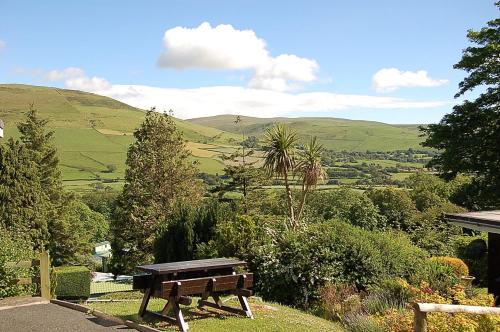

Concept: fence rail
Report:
left=412, top=302, right=500, bottom=332
left=5, top=251, right=51, bottom=299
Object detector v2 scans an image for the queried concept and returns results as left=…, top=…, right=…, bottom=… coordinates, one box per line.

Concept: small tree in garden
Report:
left=220, top=115, right=266, bottom=200
left=111, top=110, right=202, bottom=273
left=263, top=124, right=299, bottom=227
left=296, top=137, right=326, bottom=221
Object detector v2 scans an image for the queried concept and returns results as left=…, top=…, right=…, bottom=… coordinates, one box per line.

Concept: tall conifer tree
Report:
left=0, top=139, right=48, bottom=249
left=111, top=110, right=202, bottom=273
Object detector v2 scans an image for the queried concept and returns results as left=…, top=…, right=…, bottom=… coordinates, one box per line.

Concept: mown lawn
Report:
left=86, top=292, right=343, bottom=332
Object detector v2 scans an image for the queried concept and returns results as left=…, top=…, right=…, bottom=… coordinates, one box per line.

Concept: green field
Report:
left=1, top=84, right=428, bottom=192
left=188, top=115, right=424, bottom=151
left=0, top=84, right=239, bottom=189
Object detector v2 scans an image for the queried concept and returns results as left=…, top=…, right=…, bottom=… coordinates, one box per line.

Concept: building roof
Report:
left=445, top=210, right=500, bottom=234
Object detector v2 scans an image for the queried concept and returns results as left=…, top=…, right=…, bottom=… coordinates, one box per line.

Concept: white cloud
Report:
left=372, top=68, right=448, bottom=93
left=65, top=76, right=111, bottom=91
left=44, top=67, right=85, bottom=81
left=22, top=67, right=447, bottom=119
left=93, top=84, right=447, bottom=119
left=23, top=67, right=112, bottom=92
left=157, top=22, right=318, bottom=92
left=0, top=40, right=5, bottom=51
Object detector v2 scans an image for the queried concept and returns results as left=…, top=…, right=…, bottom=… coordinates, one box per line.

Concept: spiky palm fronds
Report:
left=263, top=124, right=299, bottom=225
left=296, top=136, right=326, bottom=221
left=263, top=124, right=298, bottom=177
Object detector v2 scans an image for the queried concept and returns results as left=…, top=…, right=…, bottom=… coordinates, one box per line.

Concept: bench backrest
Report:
left=161, top=273, right=253, bottom=298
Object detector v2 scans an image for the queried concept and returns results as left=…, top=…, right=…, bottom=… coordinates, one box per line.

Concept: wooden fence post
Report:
left=39, top=251, right=51, bottom=299
left=413, top=304, right=427, bottom=332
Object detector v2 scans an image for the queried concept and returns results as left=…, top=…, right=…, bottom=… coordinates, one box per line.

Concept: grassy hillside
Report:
left=0, top=84, right=238, bottom=189
left=188, top=115, right=425, bottom=151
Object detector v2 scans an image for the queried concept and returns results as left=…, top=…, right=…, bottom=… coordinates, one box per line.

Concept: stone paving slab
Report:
left=0, top=297, right=49, bottom=311
left=0, top=303, right=134, bottom=331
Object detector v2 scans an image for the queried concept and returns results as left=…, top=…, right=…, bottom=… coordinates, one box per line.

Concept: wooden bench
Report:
left=133, top=263, right=254, bottom=332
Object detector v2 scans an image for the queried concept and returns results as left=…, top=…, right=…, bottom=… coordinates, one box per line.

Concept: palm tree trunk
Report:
left=297, top=183, right=307, bottom=221
left=283, top=171, right=295, bottom=226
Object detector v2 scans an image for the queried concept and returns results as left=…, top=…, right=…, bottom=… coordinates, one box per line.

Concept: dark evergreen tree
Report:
left=0, top=139, right=49, bottom=249
left=17, top=105, right=62, bottom=202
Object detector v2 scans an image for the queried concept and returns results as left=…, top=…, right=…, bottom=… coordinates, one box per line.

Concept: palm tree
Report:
left=263, top=124, right=299, bottom=225
left=296, top=137, right=326, bottom=221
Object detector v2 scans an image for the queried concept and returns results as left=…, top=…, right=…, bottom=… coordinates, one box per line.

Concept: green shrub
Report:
left=365, top=278, right=414, bottom=314
left=306, top=189, right=385, bottom=230
left=317, top=283, right=361, bottom=322
left=253, top=221, right=428, bottom=308
left=430, top=256, right=469, bottom=277
left=0, top=229, right=34, bottom=298
left=451, top=235, right=488, bottom=286
left=196, top=215, right=262, bottom=261
left=345, top=314, right=384, bottom=332
left=53, top=266, right=90, bottom=299
left=154, top=200, right=235, bottom=263
left=416, top=260, right=459, bottom=295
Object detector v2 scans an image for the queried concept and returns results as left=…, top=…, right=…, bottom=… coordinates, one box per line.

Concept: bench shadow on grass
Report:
left=140, top=304, right=243, bottom=330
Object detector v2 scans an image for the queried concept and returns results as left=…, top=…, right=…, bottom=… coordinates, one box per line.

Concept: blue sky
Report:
left=0, top=1, right=496, bottom=123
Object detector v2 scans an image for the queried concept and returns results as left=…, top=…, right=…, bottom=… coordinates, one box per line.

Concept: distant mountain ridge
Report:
left=0, top=84, right=426, bottom=188
left=188, top=115, right=425, bottom=151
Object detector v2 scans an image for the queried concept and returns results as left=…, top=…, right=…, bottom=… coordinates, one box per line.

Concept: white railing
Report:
left=412, top=302, right=500, bottom=332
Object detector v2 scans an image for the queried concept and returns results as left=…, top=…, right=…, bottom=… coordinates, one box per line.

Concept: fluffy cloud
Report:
left=372, top=68, right=448, bottom=93
left=22, top=66, right=447, bottom=119
left=26, top=67, right=112, bottom=92
left=92, top=84, right=447, bottom=119
left=0, top=40, right=5, bottom=51
left=157, top=22, right=318, bottom=91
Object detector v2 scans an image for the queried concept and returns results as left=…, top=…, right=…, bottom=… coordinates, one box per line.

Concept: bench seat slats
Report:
left=158, top=273, right=253, bottom=299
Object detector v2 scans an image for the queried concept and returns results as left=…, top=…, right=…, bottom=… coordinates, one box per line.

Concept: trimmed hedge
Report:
left=53, top=266, right=91, bottom=299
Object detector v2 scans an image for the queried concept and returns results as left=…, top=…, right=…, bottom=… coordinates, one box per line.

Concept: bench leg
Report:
left=238, top=295, right=253, bottom=319
left=173, top=300, right=189, bottom=332
left=139, top=276, right=156, bottom=317
left=212, top=294, right=223, bottom=307
left=139, top=287, right=152, bottom=317
left=161, top=298, right=173, bottom=315
left=197, top=292, right=209, bottom=309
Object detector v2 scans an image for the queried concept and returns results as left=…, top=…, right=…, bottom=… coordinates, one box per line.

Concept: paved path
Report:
left=0, top=303, right=134, bottom=331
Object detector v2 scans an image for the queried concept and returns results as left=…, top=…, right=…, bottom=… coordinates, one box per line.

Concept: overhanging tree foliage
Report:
left=421, top=3, right=500, bottom=209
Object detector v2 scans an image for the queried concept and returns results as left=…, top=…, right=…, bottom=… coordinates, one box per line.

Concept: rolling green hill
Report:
left=0, top=84, right=427, bottom=191
left=188, top=115, right=425, bottom=151
left=0, top=84, right=239, bottom=189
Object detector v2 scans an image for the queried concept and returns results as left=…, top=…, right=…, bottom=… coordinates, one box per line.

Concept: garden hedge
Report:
left=53, top=266, right=91, bottom=299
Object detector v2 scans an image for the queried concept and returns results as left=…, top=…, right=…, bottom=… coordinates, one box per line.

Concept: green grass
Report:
left=188, top=115, right=426, bottom=151
left=0, top=84, right=429, bottom=192
left=0, top=84, right=239, bottom=186
left=91, top=281, right=133, bottom=295
left=86, top=292, right=343, bottom=332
